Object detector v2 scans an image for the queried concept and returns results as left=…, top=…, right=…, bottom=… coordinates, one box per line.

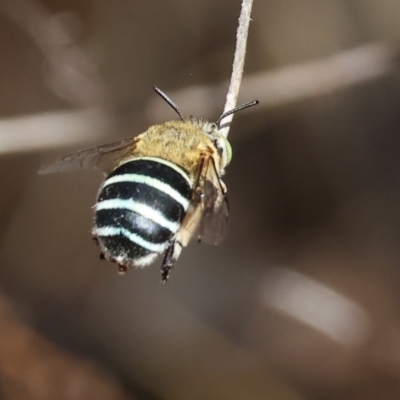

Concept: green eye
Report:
left=223, top=137, right=232, bottom=166
left=213, top=132, right=233, bottom=167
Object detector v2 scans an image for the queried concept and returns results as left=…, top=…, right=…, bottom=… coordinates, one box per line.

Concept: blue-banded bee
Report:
left=40, top=87, right=257, bottom=282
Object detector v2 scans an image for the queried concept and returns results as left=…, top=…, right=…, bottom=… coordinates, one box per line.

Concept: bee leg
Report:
left=118, top=265, right=128, bottom=275
left=161, top=240, right=183, bottom=283
left=93, top=237, right=106, bottom=260
left=161, top=246, right=173, bottom=283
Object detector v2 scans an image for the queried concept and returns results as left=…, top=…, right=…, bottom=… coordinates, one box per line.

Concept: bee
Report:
left=40, top=87, right=258, bottom=282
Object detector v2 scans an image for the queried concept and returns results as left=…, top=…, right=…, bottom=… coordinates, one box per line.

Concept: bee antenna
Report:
left=217, top=100, right=259, bottom=128
left=153, top=86, right=184, bottom=121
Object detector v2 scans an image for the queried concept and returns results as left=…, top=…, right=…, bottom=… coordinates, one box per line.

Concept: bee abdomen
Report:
left=93, top=157, right=192, bottom=267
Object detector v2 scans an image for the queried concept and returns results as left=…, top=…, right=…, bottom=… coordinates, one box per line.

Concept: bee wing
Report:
left=196, top=157, right=229, bottom=245
left=38, top=137, right=138, bottom=175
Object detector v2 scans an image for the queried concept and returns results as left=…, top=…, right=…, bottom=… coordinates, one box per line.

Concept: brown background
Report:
left=1, top=0, right=400, bottom=399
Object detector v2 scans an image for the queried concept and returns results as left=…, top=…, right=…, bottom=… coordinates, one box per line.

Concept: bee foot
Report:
left=161, top=265, right=171, bottom=283
left=118, top=265, right=128, bottom=275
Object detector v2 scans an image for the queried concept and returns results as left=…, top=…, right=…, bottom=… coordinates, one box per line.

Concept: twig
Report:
left=0, top=0, right=111, bottom=156
left=219, top=0, right=255, bottom=138
left=147, top=41, right=398, bottom=130
left=0, top=110, right=111, bottom=155
left=242, top=41, right=397, bottom=108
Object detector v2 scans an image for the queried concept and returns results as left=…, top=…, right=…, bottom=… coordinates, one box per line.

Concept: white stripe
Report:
left=95, top=198, right=180, bottom=232
left=103, top=173, right=190, bottom=210
left=93, top=226, right=167, bottom=253
left=134, top=253, right=158, bottom=267
left=126, top=157, right=192, bottom=185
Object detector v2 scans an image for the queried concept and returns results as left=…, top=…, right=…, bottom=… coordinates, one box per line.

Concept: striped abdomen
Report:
left=93, top=157, right=192, bottom=268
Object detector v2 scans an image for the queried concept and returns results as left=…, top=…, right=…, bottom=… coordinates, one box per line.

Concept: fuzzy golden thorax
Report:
left=131, top=120, right=223, bottom=178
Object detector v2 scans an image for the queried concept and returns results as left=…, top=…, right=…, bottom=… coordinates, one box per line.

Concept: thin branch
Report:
left=242, top=41, right=397, bottom=109
left=0, top=110, right=111, bottom=155
left=0, top=0, right=112, bottom=156
left=4, top=43, right=395, bottom=156
left=219, top=0, right=255, bottom=138
left=147, top=41, right=398, bottom=131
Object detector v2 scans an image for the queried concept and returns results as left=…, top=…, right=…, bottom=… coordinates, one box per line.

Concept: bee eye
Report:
left=223, top=138, right=233, bottom=165
left=214, top=136, right=232, bottom=167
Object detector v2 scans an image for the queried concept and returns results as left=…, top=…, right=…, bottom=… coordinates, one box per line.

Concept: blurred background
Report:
left=1, top=0, right=400, bottom=399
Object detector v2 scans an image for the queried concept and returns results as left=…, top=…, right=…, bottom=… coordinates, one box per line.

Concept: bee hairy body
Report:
left=39, top=87, right=257, bottom=282
left=93, top=156, right=193, bottom=270
left=91, top=119, right=228, bottom=280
